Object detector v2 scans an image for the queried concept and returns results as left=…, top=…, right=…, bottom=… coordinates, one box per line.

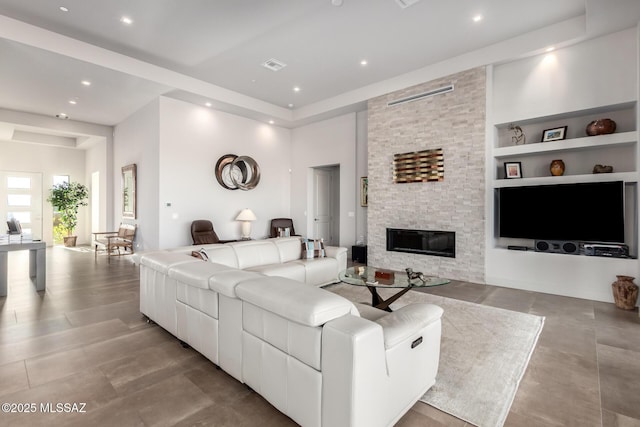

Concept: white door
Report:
left=0, top=171, right=43, bottom=240
left=313, top=169, right=333, bottom=244
left=91, top=171, right=100, bottom=233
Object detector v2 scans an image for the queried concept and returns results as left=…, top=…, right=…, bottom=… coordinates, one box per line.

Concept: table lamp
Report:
left=236, top=208, right=257, bottom=240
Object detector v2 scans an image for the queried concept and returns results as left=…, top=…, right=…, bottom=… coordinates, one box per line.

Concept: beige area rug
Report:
left=326, top=283, right=545, bottom=427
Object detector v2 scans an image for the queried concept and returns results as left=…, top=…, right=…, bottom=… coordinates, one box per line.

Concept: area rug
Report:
left=326, top=283, right=544, bottom=427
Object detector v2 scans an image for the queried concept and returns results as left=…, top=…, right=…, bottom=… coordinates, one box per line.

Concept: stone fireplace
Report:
left=386, top=228, right=455, bottom=258
left=367, top=67, right=486, bottom=283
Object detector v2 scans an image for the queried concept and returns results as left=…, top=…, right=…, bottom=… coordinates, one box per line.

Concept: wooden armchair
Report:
left=93, top=223, right=136, bottom=262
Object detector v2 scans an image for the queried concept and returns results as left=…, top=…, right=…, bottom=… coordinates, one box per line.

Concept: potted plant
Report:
left=47, top=181, right=89, bottom=247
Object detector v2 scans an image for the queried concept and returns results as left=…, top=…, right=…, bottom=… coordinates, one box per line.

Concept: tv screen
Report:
left=498, top=181, right=625, bottom=243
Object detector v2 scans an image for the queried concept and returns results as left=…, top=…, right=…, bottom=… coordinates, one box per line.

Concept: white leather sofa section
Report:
left=139, top=251, right=201, bottom=336
left=138, top=248, right=444, bottom=427
left=234, top=277, right=443, bottom=427
left=170, top=237, right=347, bottom=287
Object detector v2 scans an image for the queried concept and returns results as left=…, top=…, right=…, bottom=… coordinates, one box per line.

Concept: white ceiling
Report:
left=0, top=0, right=639, bottom=144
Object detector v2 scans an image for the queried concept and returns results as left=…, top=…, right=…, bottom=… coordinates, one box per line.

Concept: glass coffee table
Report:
left=339, top=266, right=449, bottom=311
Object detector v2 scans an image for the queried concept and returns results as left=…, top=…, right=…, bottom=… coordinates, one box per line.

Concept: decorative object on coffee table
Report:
left=593, top=164, right=614, bottom=174
left=611, top=275, right=638, bottom=310
left=550, top=159, right=565, bottom=176
left=405, top=267, right=427, bottom=284
left=586, top=118, right=616, bottom=136
left=541, top=125, right=567, bottom=142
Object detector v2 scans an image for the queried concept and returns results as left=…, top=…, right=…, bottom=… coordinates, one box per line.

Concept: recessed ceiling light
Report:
left=293, top=86, right=301, bottom=92
left=205, top=102, right=212, bottom=107
left=331, top=0, right=343, bottom=6
left=288, top=103, right=294, bottom=108
left=56, top=113, right=68, bottom=120
left=81, top=80, right=91, bottom=86
left=68, top=99, right=77, bottom=105
left=360, top=60, right=368, bottom=66
left=59, top=6, right=69, bottom=12
left=546, top=46, right=555, bottom=52
left=472, top=14, right=483, bottom=22
left=268, top=120, right=275, bottom=125
left=120, top=16, right=133, bottom=25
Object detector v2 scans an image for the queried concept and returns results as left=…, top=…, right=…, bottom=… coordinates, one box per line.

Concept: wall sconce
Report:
left=236, top=208, right=257, bottom=240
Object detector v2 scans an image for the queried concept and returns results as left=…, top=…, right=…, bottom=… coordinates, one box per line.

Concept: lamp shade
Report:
left=236, top=208, right=257, bottom=222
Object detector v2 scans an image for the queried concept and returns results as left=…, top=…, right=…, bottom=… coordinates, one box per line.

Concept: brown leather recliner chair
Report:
left=191, top=220, right=235, bottom=245
left=269, top=218, right=298, bottom=238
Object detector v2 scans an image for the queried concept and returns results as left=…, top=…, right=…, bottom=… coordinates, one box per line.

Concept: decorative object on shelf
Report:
left=393, top=148, right=444, bottom=183
left=504, top=162, right=522, bottom=179
left=235, top=208, right=257, bottom=240
left=611, top=275, right=638, bottom=310
left=405, top=268, right=427, bottom=284
left=549, top=159, right=565, bottom=176
left=541, top=126, right=568, bottom=142
left=592, top=164, right=614, bottom=174
left=360, top=176, right=368, bottom=206
left=122, top=164, right=137, bottom=219
left=509, top=124, right=526, bottom=145
left=215, top=154, right=260, bottom=190
left=586, top=118, right=616, bottom=136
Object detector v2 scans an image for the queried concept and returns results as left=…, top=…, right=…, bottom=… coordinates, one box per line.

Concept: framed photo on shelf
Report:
left=541, top=126, right=568, bottom=142
left=504, top=162, right=522, bottom=179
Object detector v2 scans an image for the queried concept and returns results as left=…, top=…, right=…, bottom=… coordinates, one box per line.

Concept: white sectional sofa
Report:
left=169, top=237, right=347, bottom=287
left=137, top=238, right=443, bottom=427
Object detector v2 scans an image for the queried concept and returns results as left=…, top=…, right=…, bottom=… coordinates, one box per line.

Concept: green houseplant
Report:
left=47, top=181, right=89, bottom=247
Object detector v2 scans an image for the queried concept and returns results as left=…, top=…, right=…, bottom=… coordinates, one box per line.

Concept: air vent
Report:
left=262, top=58, right=287, bottom=71
left=395, top=0, right=421, bottom=9
left=387, top=84, right=454, bottom=107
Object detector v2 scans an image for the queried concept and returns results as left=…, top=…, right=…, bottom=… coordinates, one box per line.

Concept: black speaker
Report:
left=534, top=240, right=579, bottom=255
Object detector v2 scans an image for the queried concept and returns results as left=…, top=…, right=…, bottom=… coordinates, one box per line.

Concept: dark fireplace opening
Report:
left=386, top=228, right=455, bottom=258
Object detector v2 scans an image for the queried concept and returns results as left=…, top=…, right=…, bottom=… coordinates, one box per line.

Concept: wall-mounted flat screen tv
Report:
left=498, top=181, right=625, bottom=243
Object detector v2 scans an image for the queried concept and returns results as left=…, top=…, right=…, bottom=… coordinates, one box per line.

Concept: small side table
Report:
left=352, top=245, right=367, bottom=264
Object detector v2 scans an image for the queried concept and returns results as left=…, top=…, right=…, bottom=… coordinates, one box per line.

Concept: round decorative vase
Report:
left=611, top=275, right=638, bottom=310
left=586, top=118, right=616, bottom=136
left=550, top=159, right=565, bottom=176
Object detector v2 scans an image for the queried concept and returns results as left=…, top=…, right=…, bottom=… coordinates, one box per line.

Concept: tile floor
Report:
left=0, top=247, right=638, bottom=426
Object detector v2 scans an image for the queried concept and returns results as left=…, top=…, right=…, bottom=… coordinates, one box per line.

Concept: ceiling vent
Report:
left=387, top=84, right=454, bottom=107
left=262, top=58, right=287, bottom=71
left=394, top=0, right=421, bottom=9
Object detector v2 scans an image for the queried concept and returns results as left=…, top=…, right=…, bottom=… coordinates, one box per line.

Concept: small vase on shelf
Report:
left=550, top=159, right=565, bottom=176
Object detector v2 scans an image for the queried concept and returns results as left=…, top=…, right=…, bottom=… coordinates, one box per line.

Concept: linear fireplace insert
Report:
left=386, top=228, right=455, bottom=258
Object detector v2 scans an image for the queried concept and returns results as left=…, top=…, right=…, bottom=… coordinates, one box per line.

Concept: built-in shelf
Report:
left=493, top=171, right=639, bottom=187
left=494, top=131, right=636, bottom=159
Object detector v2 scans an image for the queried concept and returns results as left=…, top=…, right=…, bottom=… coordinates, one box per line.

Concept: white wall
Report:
left=492, top=28, right=638, bottom=124
left=113, top=99, right=161, bottom=250
left=157, top=97, right=292, bottom=249
left=0, top=140, right=87, bottom=246
left=291, top=113, right=357, bottom=248
left=84, top=139, right=109, bottom=236
left=355, top=110, right=368, bottom=244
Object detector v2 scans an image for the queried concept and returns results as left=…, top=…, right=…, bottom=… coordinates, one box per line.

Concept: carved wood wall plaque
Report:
left=393, top=148, right=444, bottom=183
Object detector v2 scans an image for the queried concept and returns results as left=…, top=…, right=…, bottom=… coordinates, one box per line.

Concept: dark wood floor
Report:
left=0, top=247, right=639, bottom=426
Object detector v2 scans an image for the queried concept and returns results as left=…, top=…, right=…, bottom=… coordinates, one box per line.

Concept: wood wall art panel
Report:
left=393, top=148, right=444, bottom=183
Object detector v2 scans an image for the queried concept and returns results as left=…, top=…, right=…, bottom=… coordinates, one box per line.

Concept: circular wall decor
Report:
left=215, top=154, right=260, bottom=190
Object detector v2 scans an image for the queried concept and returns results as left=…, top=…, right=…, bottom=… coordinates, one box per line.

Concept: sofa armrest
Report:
left=374, top=303, right=443, bottom=349
left=324, top=245, right=347, bottom=273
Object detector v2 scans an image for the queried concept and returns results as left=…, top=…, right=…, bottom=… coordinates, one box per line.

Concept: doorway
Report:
left=0, top=171, right=43, bottom=240
left=312, top=165, right=340, bottom=246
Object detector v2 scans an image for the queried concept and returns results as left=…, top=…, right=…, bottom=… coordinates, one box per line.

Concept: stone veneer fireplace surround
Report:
left=367, top=67, right=486, bottom=283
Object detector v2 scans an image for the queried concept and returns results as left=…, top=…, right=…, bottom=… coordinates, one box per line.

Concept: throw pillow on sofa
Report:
left=191, top=248, right=209, bottom=261
left=277, top=227, right=291, bottom=237
left=302, top=239, right=325, bottom=259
